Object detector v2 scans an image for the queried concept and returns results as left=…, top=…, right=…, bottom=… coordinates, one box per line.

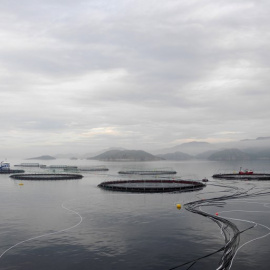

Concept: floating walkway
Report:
left=48, top=165, right=78, bottom=170
left=212, top=173, right=270, bottom=180
left=10, top=173, right=83, bottom=181
left=98, top=179, right=205, bottom=193
left=14, top=163, right=40, bottom=167
left=118, top=169, right=177, bottom=175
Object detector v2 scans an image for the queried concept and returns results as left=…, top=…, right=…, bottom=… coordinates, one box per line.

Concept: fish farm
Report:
left=78, top=166, right=109, bottom=171
left=212, top=173, right=270, bottom=180
left=0, top=169, right=25, bottom=174
left=48, top=165, right=78, bottom=169
left=118, top=169, right=177, bottom=175
left=98, top=179, right=205, bottom=193
left=9, top=173, right=83, bottom=181
left=14, top=163, right=40, bottom=167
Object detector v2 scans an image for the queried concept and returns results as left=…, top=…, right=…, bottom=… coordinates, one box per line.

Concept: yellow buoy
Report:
left=19, top=183, right=24, bottom=186
left=176, top=204, right=182, bottom=210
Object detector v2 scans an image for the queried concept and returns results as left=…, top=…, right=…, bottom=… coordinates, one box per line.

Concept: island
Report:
left=26, top=155, right=56, bottom=160
left=88, top=150, right=164, bottom=161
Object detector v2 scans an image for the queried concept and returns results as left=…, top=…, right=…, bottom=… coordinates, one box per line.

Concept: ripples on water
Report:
left=0, top=159, right=270, bottom=269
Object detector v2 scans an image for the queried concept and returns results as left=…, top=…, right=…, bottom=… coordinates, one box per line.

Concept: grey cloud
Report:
left=1, top=0, right=270, bottom=156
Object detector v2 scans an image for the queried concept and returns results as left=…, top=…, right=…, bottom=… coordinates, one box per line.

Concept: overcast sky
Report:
left=1, top=0, right=270, bottom=157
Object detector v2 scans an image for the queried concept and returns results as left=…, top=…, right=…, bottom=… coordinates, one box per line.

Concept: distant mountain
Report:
left=208, top=149, right=252, bottom=161
left=54, top=153, right=76, bottom=159
left=154, top=141, right=216, bottom=155
left=82, top=147, right=127, bottom=159
left=157, top=151, right=193, bottom=161
left=195, top=150, right=220, bottom=159
left=52, top=137, right=270, bottom=161
left=241, top=136, right=270, bottom=142
left=243, top=147, right=270, bottom=160
left=26, top=155, right=56, bottom=160
left=88, top=150, right=163, bottom=161
left=256, top=137, right=270, bottom=140
left=54, top=147, right=127, bottom=159
left=180, top=141, right=211, bottom=147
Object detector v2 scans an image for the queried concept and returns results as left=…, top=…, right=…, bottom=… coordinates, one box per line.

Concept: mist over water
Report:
left=1, top=159, right=270, bottom=270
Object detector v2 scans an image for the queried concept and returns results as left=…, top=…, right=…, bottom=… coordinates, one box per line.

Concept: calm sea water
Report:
left=1, top=159, right=270, bottom=270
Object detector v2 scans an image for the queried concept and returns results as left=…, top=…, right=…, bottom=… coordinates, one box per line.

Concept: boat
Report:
left=0, top=161, right=10, bottom=170
left=239, top=167, right=253, bottom=175
left=0, top=161, right=24, bottom=174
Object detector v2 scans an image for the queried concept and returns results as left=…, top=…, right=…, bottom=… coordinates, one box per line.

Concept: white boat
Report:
left=0, top=161, right=10, bottom=170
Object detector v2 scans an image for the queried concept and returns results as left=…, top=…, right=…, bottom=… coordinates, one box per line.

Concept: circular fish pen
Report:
left=10, top=173, right=83, bottom=181
left=98, top=179, right=205, bottom=193
left=118, top=170, right=177, bottom=175
left=212, top=173, right=270, bottom=180
left=79, top=166, right=109, bottom=172
left=0, top=169, right=25, bottom=174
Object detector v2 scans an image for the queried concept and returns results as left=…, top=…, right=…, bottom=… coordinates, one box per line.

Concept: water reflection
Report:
left=0, top=160, right=270, bottom=269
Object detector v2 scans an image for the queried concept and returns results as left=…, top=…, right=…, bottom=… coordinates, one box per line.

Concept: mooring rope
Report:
left=169, top=183, right=270, bottom=270
left=0, top=201, right=82, bottom=259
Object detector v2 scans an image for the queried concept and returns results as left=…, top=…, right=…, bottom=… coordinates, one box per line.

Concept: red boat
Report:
left=239, top=167, right=253, bottom=175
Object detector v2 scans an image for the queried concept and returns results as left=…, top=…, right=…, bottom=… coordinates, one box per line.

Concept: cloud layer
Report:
left=1, top=0, right=270, bottom=156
